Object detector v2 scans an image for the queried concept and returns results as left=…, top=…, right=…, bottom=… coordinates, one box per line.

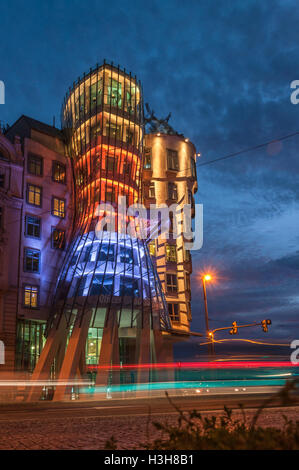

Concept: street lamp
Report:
left=202, top=274, right=215, bottom=356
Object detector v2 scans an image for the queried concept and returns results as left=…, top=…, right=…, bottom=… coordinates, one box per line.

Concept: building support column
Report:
left=26, top=314, right=68, bottom=402
left=52, top=308, right=92, bottom=402
left=135, top=308, right=151, bottom=386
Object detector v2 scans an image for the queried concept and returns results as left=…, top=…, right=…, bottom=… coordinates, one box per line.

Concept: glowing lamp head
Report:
left=203, top=274, right=212, bottom=282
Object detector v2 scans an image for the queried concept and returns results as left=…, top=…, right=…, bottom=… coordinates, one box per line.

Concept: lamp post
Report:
left=202, top=274, right=215, bottom=356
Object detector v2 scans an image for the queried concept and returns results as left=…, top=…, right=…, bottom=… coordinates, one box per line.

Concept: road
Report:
left=0, top=391, right=298, bottom=449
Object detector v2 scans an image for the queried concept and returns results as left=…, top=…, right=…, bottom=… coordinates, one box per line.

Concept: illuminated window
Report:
left=149, top=182, right=155, bottom=198
left=168, top=182, right=177, bottom=201
left=106, top=122, right=122, bottom=140
left=107, top=79, right=122, bottom=108
left=167, top=149, right=179, bottom=171
left=25, top=215, right=41, bottom=238
left=166, top=274, right=177, bottom=293
left=148, top=240, right=156, bottom=257
left=24, top=248, right=40, bottom=273
left=52, top=197, right=65, bottom=218
left=166, top=244, right=177, bottom=262
left=144, top=147, right=152, bottom=169
left=24, top=286, right=39, bottom=308
left=125, top=88, right=135, bottom=113
left=28, top=153, right=43, bottom=176
left=27, top=184, right=42, bottom=207
left=52, top=161, right=66, bottom=184
left=90, top=79, right=103, bottom=108
left=167, top=303, right=179, bottom=322
left=51, top=228, right=65, bottom=250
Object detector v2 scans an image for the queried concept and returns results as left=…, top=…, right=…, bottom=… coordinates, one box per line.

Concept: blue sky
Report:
left=0, top=0, right=298, bottom=351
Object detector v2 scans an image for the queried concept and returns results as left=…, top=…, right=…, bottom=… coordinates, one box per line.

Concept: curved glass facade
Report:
left=49, top=63, right=170, bottom=335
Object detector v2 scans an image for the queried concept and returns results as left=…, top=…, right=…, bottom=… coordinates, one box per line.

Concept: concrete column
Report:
left=52, top=308, right=92, bottom=401
left=135, top=308, right=151, bottom=386
left=26, top=314, right=68, bottom=402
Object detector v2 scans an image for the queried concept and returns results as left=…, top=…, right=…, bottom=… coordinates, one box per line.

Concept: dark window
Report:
left=120, top=276, right=139, bottom=297
left=90, top=274, right=114, bottom=296
left=98, top=243, right=115, bottom=262
left=105, top=187, right=115, bottom=203
left=24, top=248, right=40, bottom=273
left=166, top=274, right=178, bottom=293
left=167, top=303, right=180, bottom=322
left=25, top=216, right=41, bottom=238
left=168, top=182, right=177, bottom=201
left=126, top=129, right=134, bottom=145
left=191, top=158, right=197, bottom=179
left=24, top=285, right=39, bottom=308
left=52, top=161, right=66, bottom=184
left=27, top=184, right=42, bottom=207
left=0, top=207, right=2, bottom=228
left=0, top=173, right=5, bottom=188
left=52, top=197, right=65, bottom=218
left=186, top=274, right=191, bottom=291
left=184, top=249, right=191, bottom=262
left=28, top=154, right=43, bottom=176
left=52, top=228, right=65, bottom=249
left=105, top=155, right=115, bottom=172
left=149, top=182, right=155, bottom=199
left=123, top=162, right=131, bottom=176
left=167, top=149, right=179, bottom=171
left=120, top=246, right=133, bottom=264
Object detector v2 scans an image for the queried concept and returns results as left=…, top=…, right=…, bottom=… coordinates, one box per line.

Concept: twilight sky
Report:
left=0, top=0, right=298, bottom=352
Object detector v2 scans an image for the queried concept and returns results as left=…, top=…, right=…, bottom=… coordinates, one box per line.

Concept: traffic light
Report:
left=230, top=321, right=238, bottom=335
left=261, top=319, right=272, bottom=332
